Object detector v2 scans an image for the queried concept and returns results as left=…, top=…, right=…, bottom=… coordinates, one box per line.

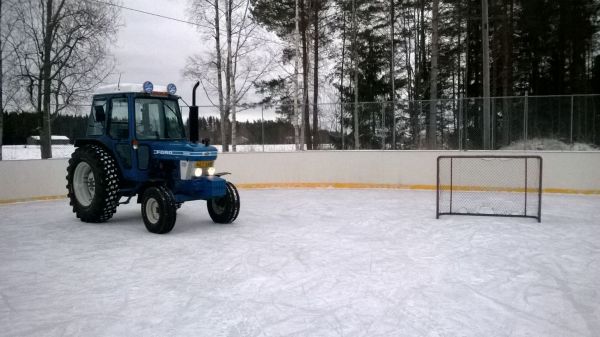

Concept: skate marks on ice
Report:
left=0, top=190, right=599, bottom=336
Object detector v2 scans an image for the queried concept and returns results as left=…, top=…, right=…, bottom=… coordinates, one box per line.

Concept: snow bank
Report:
left=501, top=138, right=597, bottom=151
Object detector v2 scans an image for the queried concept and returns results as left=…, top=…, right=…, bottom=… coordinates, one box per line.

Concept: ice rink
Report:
left=1, top=189, right=599, bottom=337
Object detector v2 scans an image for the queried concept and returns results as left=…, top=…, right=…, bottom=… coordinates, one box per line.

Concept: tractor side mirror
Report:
left=94, top=105, right=106, bottom=123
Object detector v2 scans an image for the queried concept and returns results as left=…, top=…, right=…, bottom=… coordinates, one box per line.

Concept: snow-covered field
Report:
left=1, top=144, right=299, bottom=160
left=1, top=189, right=599, bottom=337
left=1, top=145, right=76, bottom=160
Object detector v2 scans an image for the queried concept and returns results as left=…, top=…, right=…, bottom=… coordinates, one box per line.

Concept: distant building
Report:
left=27, top=135, right=70, bottom=145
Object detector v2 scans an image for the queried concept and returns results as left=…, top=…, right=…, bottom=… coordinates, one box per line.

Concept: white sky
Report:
left=105, top=0, right=275, bottom=121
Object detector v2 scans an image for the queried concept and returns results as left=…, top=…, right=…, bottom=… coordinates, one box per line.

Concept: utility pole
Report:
left=482, top=0, right=491, bottom=149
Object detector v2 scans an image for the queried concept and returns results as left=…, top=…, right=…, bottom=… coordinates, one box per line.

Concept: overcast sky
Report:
left=105, top=0, right=275, bottom=121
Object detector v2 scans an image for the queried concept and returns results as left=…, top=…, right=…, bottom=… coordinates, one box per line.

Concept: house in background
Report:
left=27, top=135, right=70, bottom=145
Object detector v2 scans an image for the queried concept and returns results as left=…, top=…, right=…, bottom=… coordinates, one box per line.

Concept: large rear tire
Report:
left=207, top=182, right=240, bottom=224
left=66, top=145, right=120, bottom=223
left=141, top=186, right=177, bottom=234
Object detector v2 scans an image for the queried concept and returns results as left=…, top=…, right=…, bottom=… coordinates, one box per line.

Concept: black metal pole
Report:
left=525, top=157, right=528, bottom=216
left=436, top=157, right=440, bottom=219
left=450, top=157, right=454, bottom=214
left=190, top=81, right=200, bottom=143
left=538, top=157, right=543, bottom=222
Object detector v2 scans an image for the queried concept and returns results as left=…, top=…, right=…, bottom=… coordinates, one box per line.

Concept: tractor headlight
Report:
left=194, top=168, right=203, bottom=177
left=207, top=167, right=216, bottom=176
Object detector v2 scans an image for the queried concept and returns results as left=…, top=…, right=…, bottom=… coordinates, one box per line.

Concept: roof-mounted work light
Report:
left=143, top=81, right=153, bottom=94
left=167, top=83, right=177, bottom=95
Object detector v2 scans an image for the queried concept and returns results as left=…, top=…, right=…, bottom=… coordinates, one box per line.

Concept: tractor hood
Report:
left=150, top=141, right=219, bottom=161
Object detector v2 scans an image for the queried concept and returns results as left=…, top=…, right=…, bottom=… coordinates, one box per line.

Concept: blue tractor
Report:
left=66, top=81, right=239, bottom=234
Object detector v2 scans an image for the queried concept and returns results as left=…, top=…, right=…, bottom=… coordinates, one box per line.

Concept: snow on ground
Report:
left=1, top=189, right=599, bottom=337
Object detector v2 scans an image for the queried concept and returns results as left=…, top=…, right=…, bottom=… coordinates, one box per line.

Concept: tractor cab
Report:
left=67, top=81, right=239, bottom=234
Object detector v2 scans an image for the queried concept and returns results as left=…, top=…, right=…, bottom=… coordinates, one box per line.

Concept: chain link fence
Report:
left=5, top=94, right=596, bottom=153
left=187, top=94, right=599, bottom=151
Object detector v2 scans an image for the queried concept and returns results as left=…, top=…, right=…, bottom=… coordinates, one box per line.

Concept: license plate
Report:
left=195, top=161, right=214, bottom=168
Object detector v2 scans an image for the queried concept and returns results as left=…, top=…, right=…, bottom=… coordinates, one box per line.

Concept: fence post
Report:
left=392, top=102, right=396, bottom=150
left=381, top=103, right=386, bottom=150
left=420, top=100, right=424, bottom=149
left=341, top=103, right=345, bottom=150
left=491, top=97, right=495, bottom=149
left=458, top=94, right=463, bottom=151
left=524, top=92, right=528, bottom=151
left=261, top=105, right=265, bottom=152
left=570, top=95, right=574, bottom=149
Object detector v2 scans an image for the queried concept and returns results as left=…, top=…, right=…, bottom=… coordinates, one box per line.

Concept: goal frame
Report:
left=436, top=155, right=543, bottom=222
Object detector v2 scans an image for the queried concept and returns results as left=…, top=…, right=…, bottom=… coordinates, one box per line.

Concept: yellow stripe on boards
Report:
left=0, top=195, right=67, bottom=205
left=1, top=184, right=599, bottom=205
left=235, top=183, right=600, bottom=195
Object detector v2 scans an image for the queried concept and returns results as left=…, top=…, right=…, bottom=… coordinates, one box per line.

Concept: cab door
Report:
left=106, top=96, right=135, bottom=179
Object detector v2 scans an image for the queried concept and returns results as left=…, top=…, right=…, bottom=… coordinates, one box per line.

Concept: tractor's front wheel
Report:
left=207, top=182, right=240, bottom=224
left=66, top=145, right=120, bottom=223
left=141, top=186, right=177, bottom=234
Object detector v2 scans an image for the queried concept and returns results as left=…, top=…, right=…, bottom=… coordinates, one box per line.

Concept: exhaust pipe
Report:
left=189, top=81, right=200, bottom=143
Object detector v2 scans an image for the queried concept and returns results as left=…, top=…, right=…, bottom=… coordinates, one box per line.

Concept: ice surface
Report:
left=1, top=189, right=599, bottom=336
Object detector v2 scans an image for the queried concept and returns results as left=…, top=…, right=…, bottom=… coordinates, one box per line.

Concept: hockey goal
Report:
left=436, top=155, right=542, bottom=222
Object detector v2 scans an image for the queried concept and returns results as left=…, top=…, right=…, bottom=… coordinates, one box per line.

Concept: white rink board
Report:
left=1, top=150, right=599, bottom=202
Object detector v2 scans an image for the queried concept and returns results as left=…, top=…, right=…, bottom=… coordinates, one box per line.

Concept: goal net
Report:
left=436, top=156, right=542, bottom=222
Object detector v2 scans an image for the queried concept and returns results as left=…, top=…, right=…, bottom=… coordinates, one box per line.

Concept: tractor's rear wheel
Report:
left=141, top=186, right=177, bottom=234
left=207, top=182, right=240, bottom=224
left=66, top=145, right=120, bottom=223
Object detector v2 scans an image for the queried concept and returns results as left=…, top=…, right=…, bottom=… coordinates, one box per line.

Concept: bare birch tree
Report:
left=0, top=0, right=23, bottom=160
left=10, top=0, right=119, bottom=159
left=186, top=0, right=276, bottom=152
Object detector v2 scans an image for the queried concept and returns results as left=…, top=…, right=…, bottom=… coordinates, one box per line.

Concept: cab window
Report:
left=135, top=98, right=184, bottom=140
left=108, top=97, right=129, bottom=139
left=86, top=99, right=107, bottom=136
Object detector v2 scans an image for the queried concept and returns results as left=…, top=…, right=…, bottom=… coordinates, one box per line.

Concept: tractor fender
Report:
left=74, top=138, right=111, bottom=152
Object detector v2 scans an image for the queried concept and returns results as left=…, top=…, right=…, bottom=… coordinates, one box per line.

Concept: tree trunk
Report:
left=0, top=0, right=3, bottom=160
left=339, top=8, right=346, bottom=150
left=482, top=0, right=491, bottom=149
left=312, top=0, right=319, bottom=150
left=229, top=0, right=238, bottom=152
left=429, top=0, right=439, bottom=150
left=419, top=0, right=426, bottom=100
left=223, top=0, right=233, bottom=152
left=352, top=0, right=359, bottom=149
left=294, top=0, right=301, bottom=150
left=41, top=0, right=54, bottom=159
left=502, top=0, right=513, bottom=145
left=390, top=0, right=395, bottom=149
left=300, top=0, right=311, bottom=150
left=214, top=0, right=226, bottom=150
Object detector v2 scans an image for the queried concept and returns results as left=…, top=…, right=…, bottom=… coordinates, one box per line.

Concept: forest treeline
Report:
left=2, top=112, right=306, bottom=146
left=251, top=0, right=600, bottom=149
